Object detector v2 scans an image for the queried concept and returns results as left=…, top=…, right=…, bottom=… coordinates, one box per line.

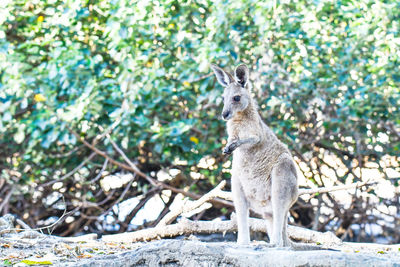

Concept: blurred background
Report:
left=0, top=0, right=399, bottom=244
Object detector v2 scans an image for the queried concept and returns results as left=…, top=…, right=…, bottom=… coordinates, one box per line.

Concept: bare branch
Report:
left=298, top=181, right=378, bottom=196
left=107, top=134, right=156, bottom=186
left=0, top=186, right=14, bottom=214
left=41, top=152, right=97, bottom=187
left=190, top=72, right=213, bottom=83
left=48, top=145, right=83, bottom=159
left=157, top=180, right=226, bottom=226
left=88, top=158, right=108, bottom=184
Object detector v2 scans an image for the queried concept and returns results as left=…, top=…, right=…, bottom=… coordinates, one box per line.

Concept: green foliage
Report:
left=2, top=260, right=12, bottom=266
left=0, top=0, right=226, bottom=185
left=0, top=0, right=399, bottom=237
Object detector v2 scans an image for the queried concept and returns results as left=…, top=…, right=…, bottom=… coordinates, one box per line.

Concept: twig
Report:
left=80, top=189, right=116, bottom=209
left=0, top=186, right=14, bottom=213
left=41, top=152, right=97, bottom=187
left=93, top=115, right=125, bottom=145
left=157, top=180, right=226, bottom=226
left=298, top=181, right=377, bottom=195
left=0, top=203, right=71, bottom=236
left=88, top=158, right=108, bottom=184
left=151, top=192, right=177, bottom=227
left=114, top=174, right=136, bottom=205
left=16, top=219, right=31, bottom=230
left=16, top=219, right=41, bottom=239
left=48, top=145, right=83, bottom=159
left=120, top=188, right=160, bottom=232
left=106, top=134, right=156, bottom=186
left=189, top=72, right=213, bottom=83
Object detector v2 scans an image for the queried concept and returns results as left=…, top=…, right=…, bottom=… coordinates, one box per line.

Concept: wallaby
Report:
left=211, top=63, right=298, bottom=247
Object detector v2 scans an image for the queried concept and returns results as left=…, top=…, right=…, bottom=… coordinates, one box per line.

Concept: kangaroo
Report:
left=210, top=63, right=298, bottom=247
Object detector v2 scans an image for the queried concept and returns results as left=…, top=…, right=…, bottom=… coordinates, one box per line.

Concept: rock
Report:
left=63, top=240, right=400, bottom=267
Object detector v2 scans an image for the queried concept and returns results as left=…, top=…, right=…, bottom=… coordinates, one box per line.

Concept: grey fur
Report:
left=211, top=63, right=298, bottom=247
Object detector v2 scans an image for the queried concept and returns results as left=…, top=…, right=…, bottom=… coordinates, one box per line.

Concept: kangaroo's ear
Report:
left=210, top=64, right=234, bottom=87
left=234, top=64, right=249, bottom=88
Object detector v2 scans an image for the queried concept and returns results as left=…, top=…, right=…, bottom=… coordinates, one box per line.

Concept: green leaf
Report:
left=2, top=260, right=12, bottom=266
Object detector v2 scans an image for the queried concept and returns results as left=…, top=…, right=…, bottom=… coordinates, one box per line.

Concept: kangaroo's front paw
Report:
left=223, top=146, right=233, bottom=154
left=223, top=142, right=238, bottom=154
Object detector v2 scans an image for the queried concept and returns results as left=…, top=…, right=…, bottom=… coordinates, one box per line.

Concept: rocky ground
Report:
left=1, top=214, right=400, bottom=266
left=1, top=234, right=400, bottom=267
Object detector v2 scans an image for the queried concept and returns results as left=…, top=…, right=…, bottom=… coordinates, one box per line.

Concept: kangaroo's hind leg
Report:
left=270, top=158, right=298, bottom=247
left=231, top=174, right=250, bottom=245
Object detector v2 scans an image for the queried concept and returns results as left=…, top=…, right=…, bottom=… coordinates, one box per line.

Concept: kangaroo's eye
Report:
left=222, top=96, right=225, bottom=101
left=233, top=95, right=241, bottom=102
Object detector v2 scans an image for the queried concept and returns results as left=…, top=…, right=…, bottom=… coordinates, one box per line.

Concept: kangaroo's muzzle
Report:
left=222, top=110, right=232, bottom=120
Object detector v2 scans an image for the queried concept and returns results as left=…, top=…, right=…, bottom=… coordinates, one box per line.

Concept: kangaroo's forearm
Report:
left=236, top=136, right=260, bottom=146
left=224, top=135, right=260, bottom=154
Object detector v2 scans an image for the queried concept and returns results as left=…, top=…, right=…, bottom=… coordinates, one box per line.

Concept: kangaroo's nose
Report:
left=222, top=110, right=231, bottom=120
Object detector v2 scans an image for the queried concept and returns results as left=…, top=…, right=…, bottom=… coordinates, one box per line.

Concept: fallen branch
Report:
left=102, top=217, right=341, bottom=245
left=157, top=181, right=226, bottom=226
